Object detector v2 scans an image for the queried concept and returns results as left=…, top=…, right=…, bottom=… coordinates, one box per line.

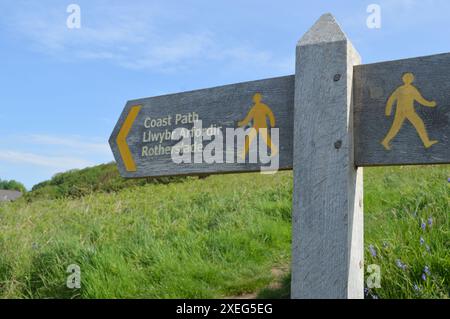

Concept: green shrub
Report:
left=0, top=179, right=26, bottom=193
left=25, top=162, right=184, bottom=202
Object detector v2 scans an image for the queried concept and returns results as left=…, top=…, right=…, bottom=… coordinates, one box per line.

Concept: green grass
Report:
left=26, top=162, right=182, bottom=201
left=0, top=165, right=448, bottom=299
left=0, top=173, right=292, bottom=298
left=364, top=166, right=449, bottom=299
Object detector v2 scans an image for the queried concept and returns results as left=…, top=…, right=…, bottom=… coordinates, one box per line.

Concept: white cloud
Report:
left=117, top=32, right=216, bottom=71
left=0, top=150, right=94, bottom=171
left=1, top=2, right=291, bottom=74
left=0, top=133, right=111, bottom=178
left=27, top=134, right=110, bottom=155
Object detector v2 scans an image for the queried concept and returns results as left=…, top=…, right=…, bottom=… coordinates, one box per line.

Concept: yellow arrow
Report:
left=117, top=105, right=142, bottom=172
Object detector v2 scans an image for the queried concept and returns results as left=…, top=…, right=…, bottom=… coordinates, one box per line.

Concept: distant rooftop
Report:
left=0, top=190, right=22, bottom=202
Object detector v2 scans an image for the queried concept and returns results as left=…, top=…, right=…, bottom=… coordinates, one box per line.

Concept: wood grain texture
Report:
left=109, top=76, right=294, bottom=178
left=291, top=14, right=364, bottom=299
left=109, top=52, right=450, bottom=178
left=354, top=53, right=450, bottom=166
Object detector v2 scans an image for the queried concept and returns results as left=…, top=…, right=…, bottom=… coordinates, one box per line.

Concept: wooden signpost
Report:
left=110, top=13, right=450, bottom=299
left=354, top=53, right=450, bottom=166
left=110, top=76, right=294, bottom=178
left=291, top=14, right=363, bottom=299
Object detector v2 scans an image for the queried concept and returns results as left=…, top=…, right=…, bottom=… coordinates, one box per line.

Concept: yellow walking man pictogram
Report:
left=238, top=93, right=278, bottom=159
left=381, top=73, right=438, bottom=150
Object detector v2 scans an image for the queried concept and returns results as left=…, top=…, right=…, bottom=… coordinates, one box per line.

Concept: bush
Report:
left=0, top=179, right=26, bottom=193
left=25, top=162, right=184, bottom=202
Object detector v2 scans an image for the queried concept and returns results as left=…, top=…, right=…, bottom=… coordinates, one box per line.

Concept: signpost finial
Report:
left=298, top=13, right=347, bottom=46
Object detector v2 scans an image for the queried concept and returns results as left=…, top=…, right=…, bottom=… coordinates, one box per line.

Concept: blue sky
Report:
left=1, top=0, right=450, bottom=189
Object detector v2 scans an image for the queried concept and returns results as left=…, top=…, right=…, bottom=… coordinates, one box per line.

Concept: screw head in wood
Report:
left=334, top=140, right=342, bottom=149
left=334, top=74, right=341, bottom=82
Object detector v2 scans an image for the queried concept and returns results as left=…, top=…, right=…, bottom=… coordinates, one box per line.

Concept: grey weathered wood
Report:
left=291, top=13, right=364, bottom=299
left=110, top=51, right=450, bottom=179
left=109, top=76, right=294, bottom=178
left=354, top=53, right=450, bottom=166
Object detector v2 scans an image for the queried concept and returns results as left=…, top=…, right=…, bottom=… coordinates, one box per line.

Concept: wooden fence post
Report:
left=291, top=13, right=364, bottom=299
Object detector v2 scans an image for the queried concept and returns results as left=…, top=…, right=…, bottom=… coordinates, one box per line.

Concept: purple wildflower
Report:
left=396, top=259, right=407, bottom=270
left=421, top=273, right=427, bottom=281
left=427, top=217, right=433, bottom=227
left=448, top=177, right=450, bottom=183
left=369, top=245, right=377, bottom=257
left=424, top=266, right=431, bottom=276
left=421, top=222, right=426, bottom=231
left=420, top=237, right=425, bottom=245
left=413, top=284, right=421, bottom=292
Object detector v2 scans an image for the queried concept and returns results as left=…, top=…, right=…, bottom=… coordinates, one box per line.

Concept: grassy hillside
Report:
left=0, top=165, right=448, bottom=299
left=26, top=162, right=182, bottom=201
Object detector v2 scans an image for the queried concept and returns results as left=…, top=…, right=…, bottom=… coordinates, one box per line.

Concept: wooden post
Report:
left=291, top=14, right=364, bottom=299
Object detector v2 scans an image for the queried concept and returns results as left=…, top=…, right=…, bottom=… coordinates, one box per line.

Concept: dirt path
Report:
left=225, top=265, right=289, bottom=299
